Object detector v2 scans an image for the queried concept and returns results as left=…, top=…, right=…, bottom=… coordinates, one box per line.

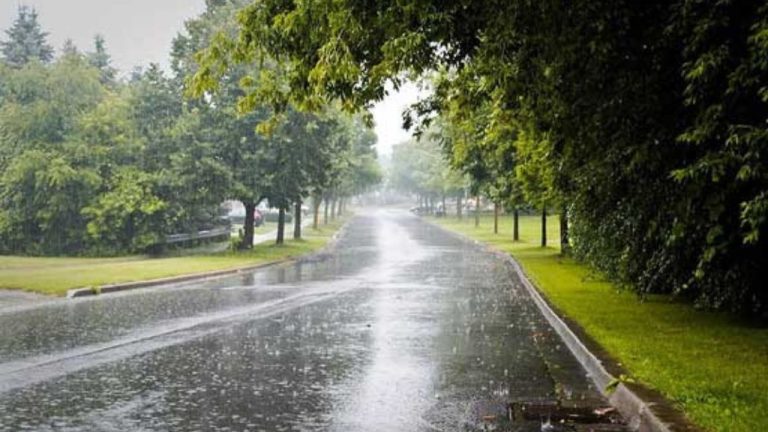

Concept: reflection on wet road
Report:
left=0, top=210, right=607, bottom=431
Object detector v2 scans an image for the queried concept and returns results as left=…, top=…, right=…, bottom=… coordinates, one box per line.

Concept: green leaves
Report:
left=82, top=167, right=167, bottom=252
left=605, top=374, right=636, bottom=395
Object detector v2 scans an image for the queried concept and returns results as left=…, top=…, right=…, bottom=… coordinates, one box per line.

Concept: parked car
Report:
left=263, top=208, right=293, bottom=223
left=409, top=206, right=428, bottom=215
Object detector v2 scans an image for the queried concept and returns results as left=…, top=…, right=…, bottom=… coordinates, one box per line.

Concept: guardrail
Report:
left=164, top=227, right=230, bottom=244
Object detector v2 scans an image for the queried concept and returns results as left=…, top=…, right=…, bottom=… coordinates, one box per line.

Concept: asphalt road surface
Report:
left=0, top=209, right=615, bottom=432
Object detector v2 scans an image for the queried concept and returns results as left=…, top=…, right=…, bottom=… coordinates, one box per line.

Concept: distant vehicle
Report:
left=409, top=206, right=428, bottom=215
left=223, top=200, right=264, bottom=227
left=263, top=208, right=293, bottom=223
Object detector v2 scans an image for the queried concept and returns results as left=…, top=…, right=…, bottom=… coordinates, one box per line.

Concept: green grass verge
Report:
left=0, top=218, right=346, bottom=296
left=430, top=213, right=768, bottom=432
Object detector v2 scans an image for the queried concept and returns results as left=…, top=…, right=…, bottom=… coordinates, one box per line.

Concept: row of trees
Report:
left=388, top=128, right=552, bottom=247
left=0, top=2, right=380, bottom=255
left=388, top=134, right=467, bottom=218
left=191, top=0, right=768, bottom=315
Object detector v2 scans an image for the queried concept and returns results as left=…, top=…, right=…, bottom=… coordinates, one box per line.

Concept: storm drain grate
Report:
left=471, top=400, right=630, bottom=432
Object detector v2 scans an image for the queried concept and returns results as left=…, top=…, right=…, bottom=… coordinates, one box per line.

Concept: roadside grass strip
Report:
left=431, top=213, right=768, bottom=432
left=0, top=218, right=347, bottom=296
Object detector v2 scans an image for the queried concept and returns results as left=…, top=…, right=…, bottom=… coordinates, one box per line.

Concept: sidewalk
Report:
left=252, top=218, right=313, bottom=245
left=202, top=219, right=314, bottom=253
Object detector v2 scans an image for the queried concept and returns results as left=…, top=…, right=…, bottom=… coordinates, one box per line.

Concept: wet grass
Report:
left=0, top=218, right=347, bottom=296
left=431, top=213, right=768, bottom=432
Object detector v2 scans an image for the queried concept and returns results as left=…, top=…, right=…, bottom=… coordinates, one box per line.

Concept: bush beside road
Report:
left=430, top=213, right=768, bottom=432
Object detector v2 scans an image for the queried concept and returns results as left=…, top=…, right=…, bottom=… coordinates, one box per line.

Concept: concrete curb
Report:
left=423, top=219, right=676, bottom=432
left=65, top=261, right=286, bottom=298
left=504, top=254, right=669, bottom=432
left=66, top=218, right=352, bottom=299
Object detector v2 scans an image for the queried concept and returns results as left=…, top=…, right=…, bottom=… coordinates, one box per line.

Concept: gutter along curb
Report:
left=425, top=218, right=700, bottom=432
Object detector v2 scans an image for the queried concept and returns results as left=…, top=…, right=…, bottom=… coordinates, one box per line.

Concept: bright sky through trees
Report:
left=370, top=82, right=425, bottom=156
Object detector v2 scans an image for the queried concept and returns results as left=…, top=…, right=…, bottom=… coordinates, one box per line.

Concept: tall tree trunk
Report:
left=242, top=201, right=256, bottom=249
left=541, top=206, right=547, bottom=247
left=294, top=200, right=302, bottom=240
left=313, top=195, right=320, bottom=229
left=513, top=208, right=520, bottom=241
left=331, top=197, right=337, bottom=220
left=475, top=196, right=480, bottom=227
left=457, top=196, right=462, bottom=220
left=441, top=194, right=446, bottom=217
left=338, top=197, right=344, bottom=216
left=560, top=206, right=570, bottom=254
left=276, top=207, right=286, bottom=245
left=323, top=197, right=329, bottom=225
left=493, top=202, right=499, bottom=234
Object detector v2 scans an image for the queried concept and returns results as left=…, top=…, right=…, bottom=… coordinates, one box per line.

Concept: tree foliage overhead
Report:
left=193, top=0, right=768, bottom=315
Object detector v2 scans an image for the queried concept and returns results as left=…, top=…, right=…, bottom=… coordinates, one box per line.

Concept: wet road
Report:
left=0, top=210, right=608, bottom=431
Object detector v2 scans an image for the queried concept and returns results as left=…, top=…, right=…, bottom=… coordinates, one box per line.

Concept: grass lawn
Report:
left=0, top=218, right=346, bottom=297
left=430, top=213, right=768, bottom=432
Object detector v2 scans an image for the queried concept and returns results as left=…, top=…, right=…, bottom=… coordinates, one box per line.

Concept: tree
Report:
left=88, top=35, right=116, bottom=85
left=172, top=0, right=271, bottom=248
left=514, top=129, right=557, bottom=248
left=389, top=132, right=462, bottom=214
left=0, top=149, right=100, bottom=254
left=0, top=37, right=115, bottom=254
left=1, top=6, right=53, bottom=67
left=61, top=39, right=79, bottom=57
left=82, top=167, right=167, bottom=252
left=437, top=87, right=526, bottom=236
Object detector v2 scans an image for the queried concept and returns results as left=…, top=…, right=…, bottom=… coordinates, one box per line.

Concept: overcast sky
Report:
left=0, top=0, right=423, bottom=155
left=371, top=81, right=425, bottom=157
left=0, top=0, right=206, bottom=73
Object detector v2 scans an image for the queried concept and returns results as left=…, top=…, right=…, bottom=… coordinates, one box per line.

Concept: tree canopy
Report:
left=0, top=2, right=381, bottom=255
left=192, top=0, right=768, bottom=315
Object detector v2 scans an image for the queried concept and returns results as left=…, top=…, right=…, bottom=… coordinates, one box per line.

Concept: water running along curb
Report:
left=423, top=217, right=692, bottom=432
left=66, top=219, right=352, bottom=299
